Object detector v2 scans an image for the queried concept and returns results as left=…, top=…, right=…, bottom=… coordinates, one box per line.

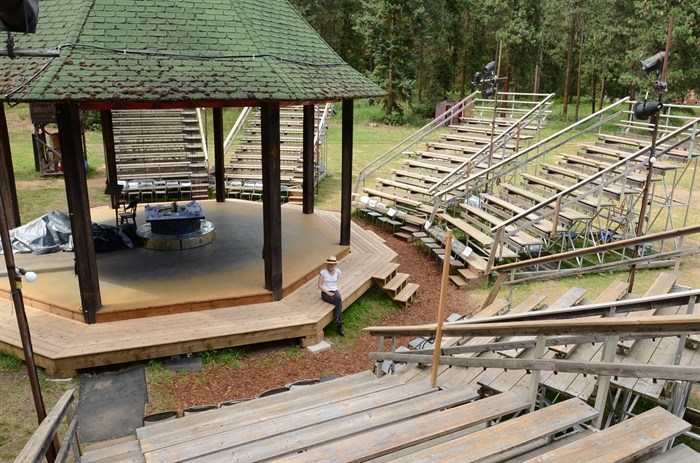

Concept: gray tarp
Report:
left=1, top=210, right=74, bottom=254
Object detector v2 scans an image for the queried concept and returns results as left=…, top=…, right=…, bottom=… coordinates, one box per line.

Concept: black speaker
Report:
left=0, top=0, right=39, bottom=34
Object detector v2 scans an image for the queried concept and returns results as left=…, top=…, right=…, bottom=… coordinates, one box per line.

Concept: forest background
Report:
left=287, top=0, right=699, bottom=124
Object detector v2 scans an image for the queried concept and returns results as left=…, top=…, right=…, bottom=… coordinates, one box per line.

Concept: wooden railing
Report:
left=14, top=389, right=80, bottom=463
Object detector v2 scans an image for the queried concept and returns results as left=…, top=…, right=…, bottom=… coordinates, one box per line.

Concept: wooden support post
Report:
left=56, top=103, right=101, bottom=322
left=260, top=103, right=282, bottom=300
left=0, top=103, right=20, bottom=227
left=486, top=226, right=504, bottom=273
left=340, top=99, right=353, bottom=245
left=213, top=108, right=225, bottom=202
left=551, top=196, right=562, bottom=236
left=482, top=271, right=508, bottom=310
left=594, top=334, right=619, bottom=429
left=431, top=230, right=453, bottom=388
left=302, top=104, right=315, bottom=214
left=376, top=335, right=384, bottom=378
left=100, top=111, right=118, bottom=209
left=529, top=334, right=545, bottom=412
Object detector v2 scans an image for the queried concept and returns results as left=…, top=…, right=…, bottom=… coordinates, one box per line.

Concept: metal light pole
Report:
left=628, top=15, right=674, bottom=293
left=0, top=191, right=57, bottom=462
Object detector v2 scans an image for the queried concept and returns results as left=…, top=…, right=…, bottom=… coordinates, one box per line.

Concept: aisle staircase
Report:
left=112, top=109, right=210, bottom=200
left=224, top=104, right=333, bottom=201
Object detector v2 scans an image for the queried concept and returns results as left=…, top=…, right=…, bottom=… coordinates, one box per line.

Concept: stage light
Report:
left=633, top=100, right=663, bottom=120
left=483, top=61, right=496, bottom=76
left=640, top=51, right=666, bottom=75
left=16, top=267, right=37, bottom=282
left=482, top=85, right=496, bottom=98
left=472, top=71, right=482, bottom=86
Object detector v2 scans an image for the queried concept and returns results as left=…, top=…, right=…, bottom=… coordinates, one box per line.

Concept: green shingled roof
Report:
left=0, top=0, right=384, bottom=106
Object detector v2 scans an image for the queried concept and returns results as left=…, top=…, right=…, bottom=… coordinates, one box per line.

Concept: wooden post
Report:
left=100, top=110, right=118, bottom=209
left=260, top=103, right=282, bottom=299
left=213, top=107, right=225, bottom=202
left=529, top=334, right=545, bottom=411
left=302, top=104, right=315, bottom=214
left=0, top=103, right=20, bottom=227
left=482, top=271, right=508, bottom=310
left=486, top=226, right=504, bottom=273
left=340, top=99, right=353, bottom=245
left=431, top=229, right=453, bottom=388
left=376, top=335, right=384, bottom=378
left=56, top=103, right=101, bottom=322
left=594, top=334, right=619, bottom=429
left=551, top=196, right=562, bottom=236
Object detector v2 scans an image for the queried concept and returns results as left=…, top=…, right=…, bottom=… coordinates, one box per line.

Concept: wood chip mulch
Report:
left=151, top=218, right=482, bottom=412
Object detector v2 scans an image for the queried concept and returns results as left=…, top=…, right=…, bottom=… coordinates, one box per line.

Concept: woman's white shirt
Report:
left=320, top=268, right=342, bottom=291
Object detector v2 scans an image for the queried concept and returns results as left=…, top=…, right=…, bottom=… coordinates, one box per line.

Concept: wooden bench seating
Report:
left=415, top=150, right=471, bottom=164
left=404, top=159, right=456, bottom=174
left=388, top=398, right=598, bottom=463
left=520, top=407, right=690, bottom=463
left=427, top=141, right=483, bottom=154
left=392, top=169, right=443, bottom=185
left=139, top=378, right=460, bottom=461
left=378, top=177, right=432, bottom=196
left=519, top=173, right=606, bottom=213
left=540, top=163, right=632, bottom=200
left=580, top=143, right=678, bottom=173
left=500, top=184, right=591, bottom=225
left=480, top=193, right=565, bottom=236
left=639, top=444, right=699, bottom=462
left=461, top=203, right=541, bottom=250
left=273, top=391, right=529, bottom=463
left=560, top=154, right=649, bottom=186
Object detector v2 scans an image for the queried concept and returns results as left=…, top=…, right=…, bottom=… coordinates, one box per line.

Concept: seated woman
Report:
left=317, top=255, right=344, bottom=336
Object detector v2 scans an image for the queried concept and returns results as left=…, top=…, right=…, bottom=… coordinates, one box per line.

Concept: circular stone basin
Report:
left=137, top=220, right=216, bottom=251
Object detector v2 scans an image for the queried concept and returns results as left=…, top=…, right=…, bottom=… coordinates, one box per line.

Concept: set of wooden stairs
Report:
left=372, top=262, right=420, bottom=307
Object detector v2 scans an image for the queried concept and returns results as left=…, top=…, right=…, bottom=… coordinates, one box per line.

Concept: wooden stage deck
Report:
left=0, top=201, right=397, bottom=377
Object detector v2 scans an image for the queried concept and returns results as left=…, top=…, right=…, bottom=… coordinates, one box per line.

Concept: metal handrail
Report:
left=490, top=117, right=700, bottom=234
left=195, top=108, right=209, bottom=161
left=353, top=92, right=479, bottom=194
left=431, top=97, right=632, bottom=200
left=428, top=93, right=555, bottom=194
left=223, top=106, right=252, bottom=155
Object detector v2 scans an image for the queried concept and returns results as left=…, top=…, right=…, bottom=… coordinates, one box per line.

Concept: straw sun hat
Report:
left=326, top=256, right=337, bottom=265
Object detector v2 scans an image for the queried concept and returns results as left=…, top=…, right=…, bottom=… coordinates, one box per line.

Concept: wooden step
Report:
left=383, top=273, right=409, bottom=297
left=449, top=274, right=470, bottom=289
left=393, top=231, right=414, bottom=242
left=394, top=283, right=419, bottom=307
left=373, top=263, right=400, bottom=286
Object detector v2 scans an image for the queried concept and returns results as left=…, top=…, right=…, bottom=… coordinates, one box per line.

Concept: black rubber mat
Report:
left=76, top=366, right=148, bottom=443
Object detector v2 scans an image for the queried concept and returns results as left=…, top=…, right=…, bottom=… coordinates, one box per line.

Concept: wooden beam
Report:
left=56, top=103, right=101, bottom=323
left=261, top=103, right=282, bottom=299
left=302, top=104, right=314, bottom=214
left=365, top=314, right=700, bottom=338
left=100, top=110, right=118, bottom=209
left=213, top=108, right=225, bottom=202
left=0, top=103, right=20, bottom=227
left=368, top=351, right=700, bottom=382
left=340, top=99, right=353, bottom=245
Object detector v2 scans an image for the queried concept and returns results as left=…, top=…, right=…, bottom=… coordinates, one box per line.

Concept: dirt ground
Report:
left=148, top=218, right=481, bottom=412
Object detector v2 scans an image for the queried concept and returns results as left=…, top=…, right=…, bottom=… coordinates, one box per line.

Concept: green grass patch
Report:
left=0, top=352, right=24, bottom=372
left=326, top=290, right=398, bottom=344
left=199, top=348, right=245, bottom=368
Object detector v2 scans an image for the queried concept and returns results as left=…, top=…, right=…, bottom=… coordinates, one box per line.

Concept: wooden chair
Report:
left=119, top=198, right=138, bottom=225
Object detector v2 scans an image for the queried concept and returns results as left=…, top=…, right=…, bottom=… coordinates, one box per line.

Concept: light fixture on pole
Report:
left=628, top=20, right=673, bottom=294
left=0, top=191, right=58, bottom=462
left=471, top=59, right=507, bottom=170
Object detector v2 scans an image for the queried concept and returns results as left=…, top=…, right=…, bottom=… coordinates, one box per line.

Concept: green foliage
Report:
left=326, top=290, right=398, bottom=342
left=0, top=352, right=24, bottom=372
left=83, top=111, right=102, bottom=131
left=199, top=348, right=245, bottom=368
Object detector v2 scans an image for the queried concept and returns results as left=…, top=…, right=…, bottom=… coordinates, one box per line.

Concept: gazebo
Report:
left=0, top=0, right=384, bottom=324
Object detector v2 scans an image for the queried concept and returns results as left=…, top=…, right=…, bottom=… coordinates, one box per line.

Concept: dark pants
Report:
left=321, top=290, right=343, bottom=324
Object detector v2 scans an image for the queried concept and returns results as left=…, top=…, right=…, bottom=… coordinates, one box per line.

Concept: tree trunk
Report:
left=562, top=11, right=576, bottom=118
left=575, top=28, right=584, bottom=120
left=599, top=77, right=606, bottom=110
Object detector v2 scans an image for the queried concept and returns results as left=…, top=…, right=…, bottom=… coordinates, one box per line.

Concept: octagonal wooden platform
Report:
left=0, top=201, right=397, bottom=377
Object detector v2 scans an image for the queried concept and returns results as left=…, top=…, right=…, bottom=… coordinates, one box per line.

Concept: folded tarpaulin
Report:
left=1, top=210, right=74, bottom=254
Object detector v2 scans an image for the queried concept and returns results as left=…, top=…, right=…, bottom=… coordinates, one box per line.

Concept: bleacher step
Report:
left=373, top=263, right=400, bottom=286
left=394, top=283, right=420, bottom=307
left=383, top=273, right=410, bottom=296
